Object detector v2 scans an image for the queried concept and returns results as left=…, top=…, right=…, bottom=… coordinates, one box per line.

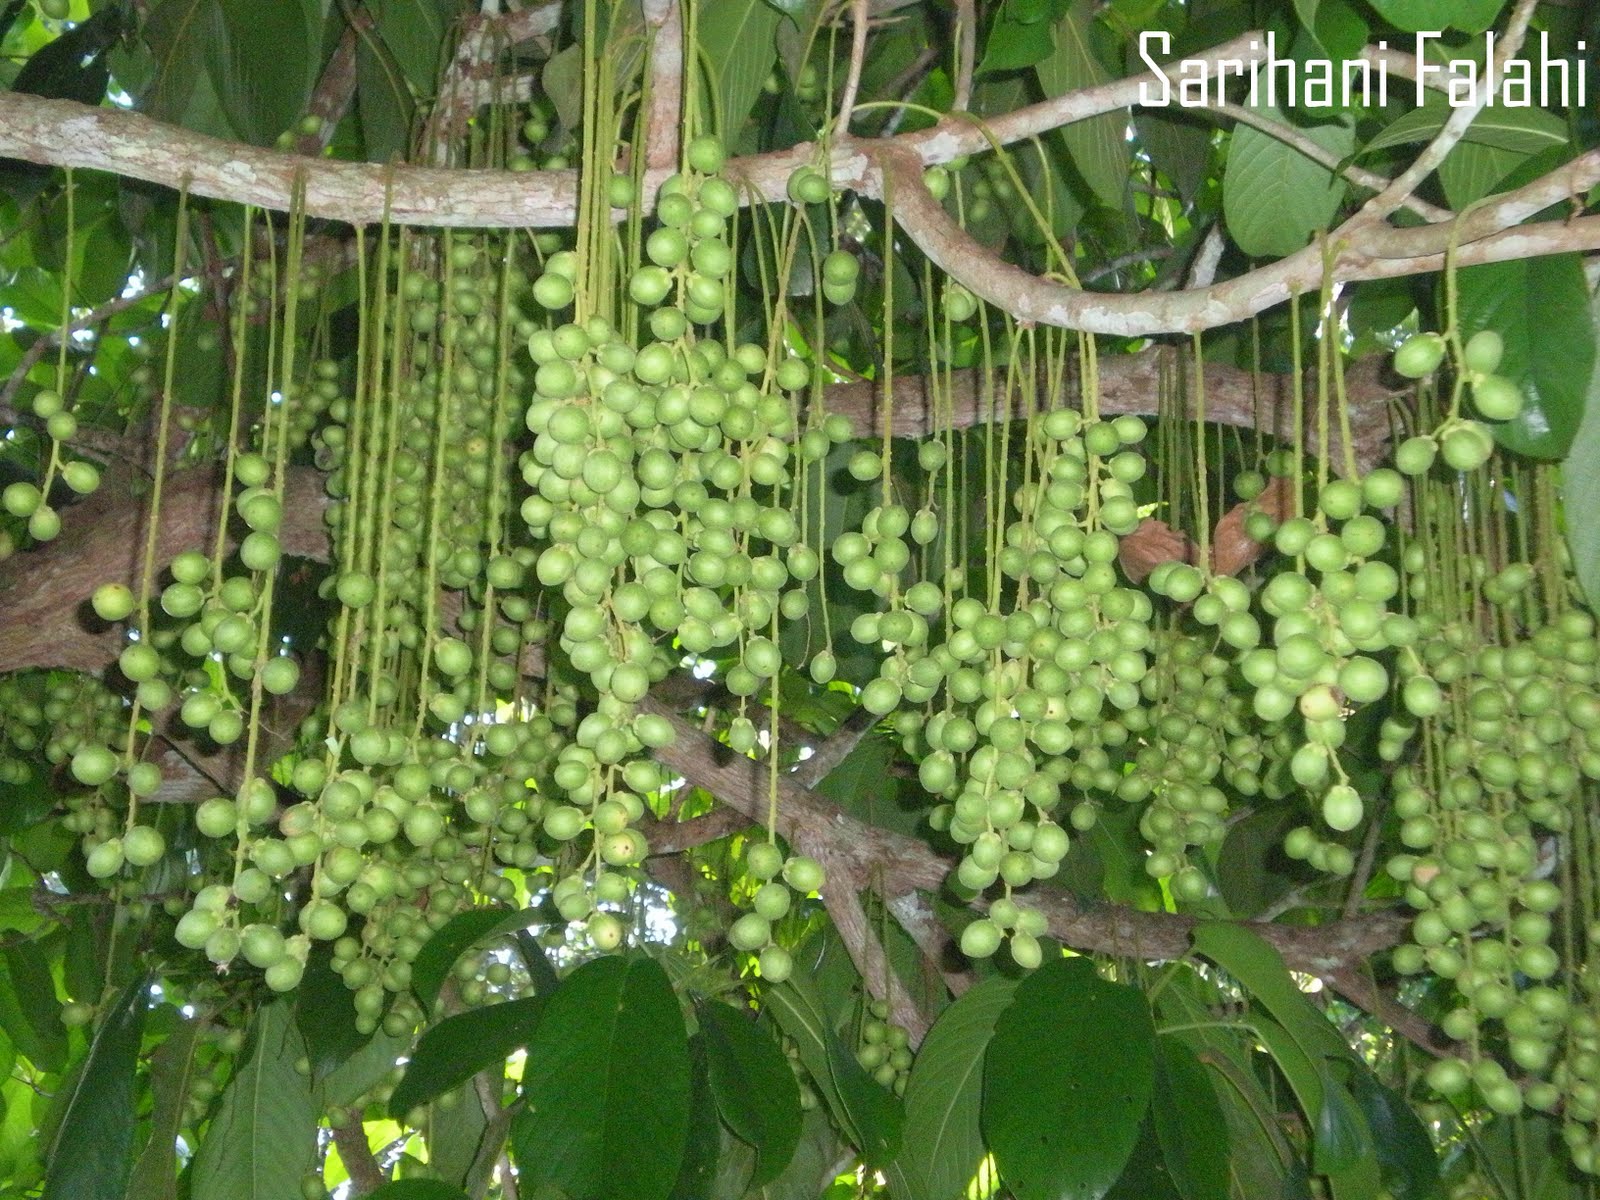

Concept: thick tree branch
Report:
left=2, top=28, right=1594, bottom=334
left=332, top=1120, right=387, bottom=1195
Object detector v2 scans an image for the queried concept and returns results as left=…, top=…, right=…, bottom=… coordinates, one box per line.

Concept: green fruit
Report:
left=123, top=825, right=166, bottom=866
left=747, top=842, right=784, bottom=880
left=1322, top=784, right=1363, bottom=832
left=782, top=855, right=824, bottom=892
left=71, top=745, right=119, bottom=786
left=758, top=945, right=793, bottom=982
left=86, top=838, right=125, bottom=878
left=2, top=481, right=40, bottom=517
left=91, top=583, right=136, bottom=622
left=1462, top=329, right=1504, bottom=374
left=1393, top=436, right=1437, bottom=476
left=1393, top=332, right=1446, bottom=379
left=1470, top=373, right=1523, bottom=421
left=959, top=919, right=1002, bottom=958
left=1440, top=422, right=1493, bottom=471
left=686, top=134, right=726, bottom=175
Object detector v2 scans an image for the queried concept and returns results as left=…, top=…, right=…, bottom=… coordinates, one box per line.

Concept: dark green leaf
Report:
left=1347, top=1069, right=1440, bottom=1200
left=1311, top=1072, right=1366, bottom=1177
left=1191, top=923, right=1348, bottom=1063
left=295, top=947, right=369, bottom=1084
left=979, top=11, right=1055, bottom=74
left=389, top=996, right=545, bottom=1118
left=126, top=1009, right=207, bottom=1200
left=1150, top=1038, right=1229, bottom=1200
left=512, top=954, right=691, bottom=1200
left=0, top=941, right=66, bottom=1071
left=322, top=1026, right=413, bottom=1109
left=368, top=0, right=452, bottom=95
left=1562, top=292, right=1600, bottom=608
left=1224, top=107, right=1353, bottom=258
left=764, top=975, right=902, bottom=1167
left=410, top=905, right=542, bottom=1015
left=13, top=7, right=120, bottom=105
left=983, top=957, right=1155, bottom=1200
left=1364, top=99, right=1567, bottom=157
left=206, top=0, right=321, bottom=146
left=1104, top=1117, right=1183, bottom=1200
left=0, top=762, right=52, bottom=835
left=41, top=975, right=147, bottom=1200
left=190, top=999, right=319, bottom=1200
left=669, top=1037, right=721, bottom=1200
left=1035, top=1, right=1127, bottom=209
left=1454, top=255, right=1595, bottom=459
left=697, top=999, right=801, bottom=1187
left=1366, top=0, right=1504, bottom=34
left=885, top=977, right=1017, bottom=1200
left=423, top=1075, right=491, bottom=1192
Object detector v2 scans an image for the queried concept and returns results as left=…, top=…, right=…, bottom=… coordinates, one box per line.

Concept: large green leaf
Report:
left=126, top=1009, right=207, bottom=1200
left=983, top=957, right=1155, bottom=1200
left=365, top=1183, right=472, bottom=1200
left=764, top=975, right=903, bottom=1168
left=1366, top=0, right=1504, bottom=34
left=1035, top=1, right=1127, bottom=209
left=322, top=1026, right=413, bottom=1109
left=189, top=999, right=319, bottom=1200
left=1150, top=1038, right=1229, bottom=1200
left=697, top=999, right=801, bottom=1187
left=670, top=1037, right=722, bottom=1200
left=1454, top=255, right=1595, bottom=459
left=698, top=0, right=783, bottom=143
left=423, top=1078, right=492, bottom=1192
left=205, top=0, right=321, bottom=146
left=1562, top=292, right=1600, bottom=609
left=885, top=977, right=1018, bottom=1200
left=511, top=954, right=691, bottom=1200
left=1224, top=108, right=1353, bottom=258
left=41, top=975, right=148, bottom=1200
left=0, top=941, right=66, bottom=1071
left=389, top=996, right=545, bottom=1118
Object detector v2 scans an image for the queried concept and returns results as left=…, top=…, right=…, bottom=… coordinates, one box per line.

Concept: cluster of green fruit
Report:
left=854, top=998, right=914, bottom=1095
left=1391, top=328, right=1522, bottom=473
left=1, top=387, right=102, bottom=545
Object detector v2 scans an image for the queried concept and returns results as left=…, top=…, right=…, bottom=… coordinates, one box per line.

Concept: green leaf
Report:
left=41, top=975, right=147, bottom=1200
left=697, top=999, right=801, bottom=1187
left=364, top=1183, right=472, bottom=1200
left=1366, top=0, right=1504, bottom=34
left=126, top=1009, right=207, bottom=1200
left=511, top=954, right=691, bottom=1200
left=1035, top=1, right=1127, bottom=209
left=1292, top=0, right=1367, bottom=60
left=1224, top=107, right=1353, bottom=258
left=884, top=976, right=1017, bottom=1200
left=1454, top=254, right=1595, bottom=459
left=322, top=1026, right=413, bottom=1109
left=763, top=976, right=903, bottom=1168
left=979, top=10, right=1055, bottom=74
left=1346, top=1069, right=1440, bottom=1200
left=410, top=905, right=543, bottom=1015
left=295, top=948, right=370, bottom=1084
left=0, top=941, right=66, bottom=1071
left=1364, top=99, right=1567, bottom=157
left=190, top=999, right=319, bottom=1200
left=1561, top=292, right=1600, bottom=608
left=698, top=0, right=784, bottom=142
left=1151, top=1038, right=1229, bottom=1200
left=368, top=0, right=451, bottom=95
left=983, top=957, right=1155, bottom=1200
left=423, top=1074, right=491, bottom=1191
left=205, top=0, right=321, bottom=146
left=389, top=996, right=545, bottom=1118
left=1191, top=924, right=1347, bottom=1062
left=1311, top=1070, right=1367, bottom=1177
left=670, top=1037, right=722, bottom=1200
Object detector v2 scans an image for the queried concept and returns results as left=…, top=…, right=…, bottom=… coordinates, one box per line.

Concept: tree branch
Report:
left=332, top=1120, right=387, bottom=1195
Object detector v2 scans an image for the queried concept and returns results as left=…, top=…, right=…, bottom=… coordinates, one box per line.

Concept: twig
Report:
left=1324, top=968, right=1450, bottom=1059
left=950, top=0, right=975, bottom=112
left=292, top=8, right=366, bottom=158
left=642, top=0, right=682, bottom=170
left=792, top=707, right=876, bottom=789
left=1186, top=225, right=1224, bottom=290
left=834, top=0, right=870, bottom=133
left=1359, top=0, right=1539, bottom=224
left=0, top=272, right=177, bottom=423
